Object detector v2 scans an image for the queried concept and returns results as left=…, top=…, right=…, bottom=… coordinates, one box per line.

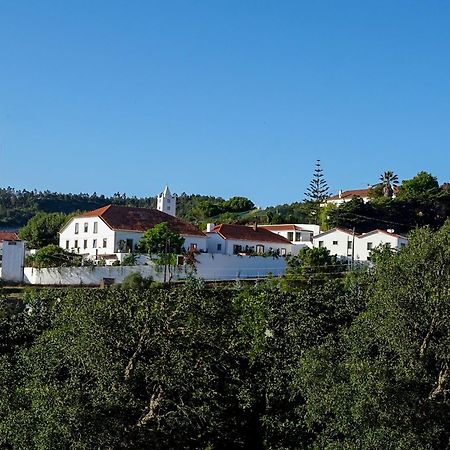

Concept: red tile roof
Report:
left=76, top=205, right=205, bottom=237
left=260, top=224, right=304, bottom=232
left=0, top=232, right=19, bottom=242
left=327, top=188, right=371, bottom=201
left=211, top=223, right=291, bottom=244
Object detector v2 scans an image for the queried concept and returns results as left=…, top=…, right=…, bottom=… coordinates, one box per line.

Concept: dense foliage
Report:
left=1, top=222, right=450, bottom=448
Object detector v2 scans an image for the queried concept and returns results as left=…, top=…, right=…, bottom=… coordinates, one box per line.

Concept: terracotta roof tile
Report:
left=78, top=205, right=205, bottom=237
left=211, top=224, right=291, bottom=244
left=327, top=188, right=371, bottom=201
left=260, top=224, right=304, bottom=232
left=0, top=232, right=19, bottom=242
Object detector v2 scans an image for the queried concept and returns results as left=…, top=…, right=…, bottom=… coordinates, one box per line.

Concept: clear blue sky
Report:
left=1, top=1, right=449, bottom=206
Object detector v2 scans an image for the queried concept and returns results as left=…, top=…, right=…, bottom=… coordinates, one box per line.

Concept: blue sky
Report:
left=1, top=1, right=449, bottom=206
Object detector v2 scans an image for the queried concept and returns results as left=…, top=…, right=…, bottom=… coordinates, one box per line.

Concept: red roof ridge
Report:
left=211, top=223, right=291, bottom=244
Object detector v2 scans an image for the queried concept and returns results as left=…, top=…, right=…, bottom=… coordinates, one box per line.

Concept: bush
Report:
left=121, top=272, right=154, bottom=290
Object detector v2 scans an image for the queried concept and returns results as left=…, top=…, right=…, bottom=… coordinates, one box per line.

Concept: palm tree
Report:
left=379, top=171, right=398, bottom=198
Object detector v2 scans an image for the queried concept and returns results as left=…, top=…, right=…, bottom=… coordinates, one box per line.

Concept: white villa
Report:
left=260, top=224, right=320, bottom=251
left=59, top=204, right=207, bottom=261
left=206, top=223, right=293, bottom=256
left=325, top=188, right=372, bottom=206
left=313, top=227, right=407, bottom=261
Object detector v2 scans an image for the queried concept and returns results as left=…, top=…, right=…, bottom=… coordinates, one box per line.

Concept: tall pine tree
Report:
left=304, top=159, right=330, bottom=202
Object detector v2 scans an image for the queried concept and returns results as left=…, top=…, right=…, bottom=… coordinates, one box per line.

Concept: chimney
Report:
left=253, top=222, right=258, bottom=231
left=206, top=223, right=215, bottom=233
left=338, top=190, right=343, bottom=199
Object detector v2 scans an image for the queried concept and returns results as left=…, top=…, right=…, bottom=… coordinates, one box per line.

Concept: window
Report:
left=65, top=240, right=69, bottom=249
left=83, top=240, right=88, bottom=249
left=347, top=241, right=352, bottom=249
left=333, top=240, right=338, bottom=245
left=233, top=244, right=242, bottom=254
left=74, top=223, right=79, bottom=234
left=167, top=206, right=171, bottom=211
left=280, top=248, right=287, bottom=256
left=103, top=238, right=107, bottom=248
left=84, top=222, right=88, bottom=233
left=217, top=243, right=222, bottom=251
left=287, top=232, right=294, bottom=241
left=189, top=243, right=198, bottom=251
left=256, top=244, right=264, bottom=254
left=93, top=239, right=97, bottom=248
left=318, top=241, right=324, bottom=248
left=93, top=222, right=98, bottom=234
left=74, top=239, right=78, bottom=248
left=367, top=242, right=373, bottom=250
left=167, top=198, right=171, bottom=203
left=400, top=243, right=406, bottom=248
left=295, top=232, right=301, bottom=241
left=126, top=239, right=133, bottom=252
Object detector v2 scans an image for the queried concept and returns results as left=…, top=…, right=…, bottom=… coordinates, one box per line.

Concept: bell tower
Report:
left=157, top=185, right=176, bottom=217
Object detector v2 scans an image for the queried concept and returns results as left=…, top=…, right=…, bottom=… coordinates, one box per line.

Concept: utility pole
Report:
left=351, top=227, right=356, bottom=270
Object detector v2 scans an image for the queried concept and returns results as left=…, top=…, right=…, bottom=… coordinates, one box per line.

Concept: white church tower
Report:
left=157, top=185, right=176, bottom=217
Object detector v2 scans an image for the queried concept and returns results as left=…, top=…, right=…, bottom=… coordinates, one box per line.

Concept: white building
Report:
left=59, top=204, right=206, bottom=261
left=313, top=227, right=407, bottom=261
left=157, top=185, right=176, bottom=217
left=356, top=229, right=407, bottom=261
left=206, top=223, right=293, bottom=256
left=313, top=228, right=358, bottom=260
left=260, top=224, right=320, bottom=251
left=325, top=188, right=372, bottom=206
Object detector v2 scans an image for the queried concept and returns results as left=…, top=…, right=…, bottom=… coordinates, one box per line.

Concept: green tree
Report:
left=136, top=222, right=184, bottom=255
left=300, top=221, right=450, bottom=449
left=222, top=196, right=255, bottom=213
left=285, top=246, right=345, bottom=285
left=304, top=160, right=330, bottom=203
left=397, top=171, right=440, bottom=200
left=18, top=212, right=70, bottom=249
left=379, top=170, right=399, bottom=198
left=27, top=244, right=82, bottom=268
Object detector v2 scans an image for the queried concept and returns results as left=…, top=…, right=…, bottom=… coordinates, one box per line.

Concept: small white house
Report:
left=313, top=228, right=358, bottom=260
left=313, top=227, right=408, bottom=261
left=260, top=224, right=319, bottom=250
left=206, top=223, right=293, bottom=256
left=325, top=188, right=372, bottom=206
left=356, top=229, right=407, bottom=261
left=59, top=204, right=207, bottom=260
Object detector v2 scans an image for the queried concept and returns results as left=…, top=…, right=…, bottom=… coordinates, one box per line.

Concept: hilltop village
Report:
left=3, top=167, right=448, bottom=286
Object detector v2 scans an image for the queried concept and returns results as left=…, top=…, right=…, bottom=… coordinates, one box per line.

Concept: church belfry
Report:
left=157, top=185, right=176, bottom=217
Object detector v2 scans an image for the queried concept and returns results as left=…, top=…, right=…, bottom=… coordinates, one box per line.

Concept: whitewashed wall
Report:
left=313, top=229, right=355, bottom=259
left=194, top=253, right=286, bottom=280
left=0, top=241, right=25, bottom=283
left=22, top=254, right=287, bottom=285
left=59, top=217, right=115, bottom=256
left=206, top=233, right=292, bottom=256
left=355, top=232, right=407, bottom=261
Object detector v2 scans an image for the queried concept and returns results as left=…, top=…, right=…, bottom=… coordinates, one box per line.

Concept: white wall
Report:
left=22, top=254, right=287, bottom=285
left=195, top=253, right=286, bottom=280
left=313, top=229, right=408, bottom=261
left=313, top=229, right=355, bottom=259
left=356, top=232, right=407, bottom=261
left=0, top=240, right=25, bottom=283
left=60, top=217, right=115, bottom=256
left=206, top=233, right=292, bottom=256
